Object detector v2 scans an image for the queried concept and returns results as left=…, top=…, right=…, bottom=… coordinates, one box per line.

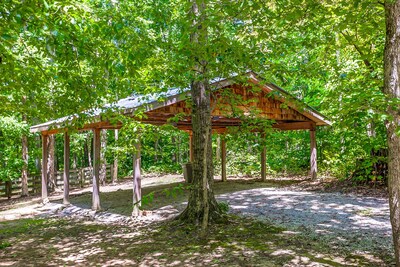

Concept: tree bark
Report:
left=310, top=129, right=317, bottom=180
left=21, top=96, right=29, bottom=196
left=221, top=138, right=227, bottom=182
left=384, top=1, right=400, bottom=265
left=63, top=132, right=70, bottom=205
left=99, top=129, right=107, bottom=186
left=132, top=142, right=142, bottom=216
left=92, top=129, right=101, bottom=210
left=5, top=180, right=12, bottom=199
left=47, top=135, right=56, bottom=191
left=112, top=129, right=118, bottom=184
left=261, top=133, right=267, bottom=182
left=216, top=135, right=221, bottom=162
left=41, top=134, right=49, bottom=204
left=177, top=0, right=223, bottom=227
left=189, top=133, right=194, bottom=162
left=35, top=135, right=41, bottom=173
left=86, top=133, right=92, bottom=167
left=21, top=132, right=29, bottom=196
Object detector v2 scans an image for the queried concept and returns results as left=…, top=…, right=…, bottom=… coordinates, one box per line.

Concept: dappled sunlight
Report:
left=218, top=188, right=391, bottom=233
left=0, top=178, right=394, bottom=266
left=0, top=215, right=391, bottom=266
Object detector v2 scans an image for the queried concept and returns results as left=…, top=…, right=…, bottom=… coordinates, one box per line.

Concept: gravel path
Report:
left=218, top=188, right=393, bottom=254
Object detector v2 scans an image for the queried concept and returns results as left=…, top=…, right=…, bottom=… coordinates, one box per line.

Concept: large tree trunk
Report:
left=384, top=1, right=400, bottom=265
left=178, top=80, right=222, bottom=225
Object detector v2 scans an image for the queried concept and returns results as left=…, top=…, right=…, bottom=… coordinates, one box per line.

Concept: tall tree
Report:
left=177, top=0, right=222, bottom=229
left=384, top=0, right=400, bottom=264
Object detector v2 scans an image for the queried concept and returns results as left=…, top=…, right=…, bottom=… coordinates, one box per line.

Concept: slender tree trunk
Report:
left=99, top=129, right=107, bottom=186
left=154, top=137, right=159, bottom=163
left=112, top=129, right=118, bottom=184
left=92, top=129, right=101, bottom=210
left=216, top=135, right=221, bottom=162
left=5, top=180, right=12, bottom=199
left=72, top=153, right=77, bottom=169
left=63, top=132, right=70, bottom=205
left=84, top=137, right=89, bottom=167
left=88, top=133, right=93, bottom=167
left=384, top=1, right=400, bottom=265
left=172, top=136, right=178, bottom=163
left=47, top=135, right=56, bottom=191
left=21, top=130, right=29, bottom=196
left=21, top=95, right=29, bottom=196
left=177, top=134, right=181, bottom=163
left=21, top=134, right=29, bottom=196
left=221, top=138, right=227, bottom=182
left=35, top=135, right=41, bottom=173
left=132, top=142, right=142, bottom=216
left=178, top=0, right=222, bottom=227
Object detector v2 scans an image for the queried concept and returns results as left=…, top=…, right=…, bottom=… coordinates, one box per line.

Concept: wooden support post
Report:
left=92, top=128, right=101, bottom=210
left=221, top=137, right=227, bottom=182
left=41, top=134, right=49, bottom=204
left=189, top=133, right=194, bottom=162
left=132, top=142, right=142, bottom=216
left=63, top=132, right=70, bottom=205
left=261, top=133, right=267, bottom=182
left=310, top=129, right=317, bottom=180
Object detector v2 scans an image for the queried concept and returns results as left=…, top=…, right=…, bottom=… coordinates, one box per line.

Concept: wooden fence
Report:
left=0, top=165, right=114, bottom=198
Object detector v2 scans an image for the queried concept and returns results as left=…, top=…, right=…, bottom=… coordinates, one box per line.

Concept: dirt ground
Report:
left=0, top=175, right=395, bottom=266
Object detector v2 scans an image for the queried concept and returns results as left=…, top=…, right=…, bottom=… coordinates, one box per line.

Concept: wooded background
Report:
left=0, top=1, right=388, bottom=194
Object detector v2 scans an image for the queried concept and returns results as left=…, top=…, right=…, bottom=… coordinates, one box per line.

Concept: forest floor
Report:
left=0, top=174, right=395, bottom=266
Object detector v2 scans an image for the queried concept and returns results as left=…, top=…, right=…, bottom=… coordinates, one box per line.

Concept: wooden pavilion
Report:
left=30, top=71, right=331, bottom=213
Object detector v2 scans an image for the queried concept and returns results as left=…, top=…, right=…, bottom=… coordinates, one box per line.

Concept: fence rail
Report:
left=0, top=165, right=114, bottom=198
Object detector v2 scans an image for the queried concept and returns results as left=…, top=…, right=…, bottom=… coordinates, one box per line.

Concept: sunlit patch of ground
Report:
left=0, top=175, right=395, bottom=266
left=0, top=216, right=393, bottom=266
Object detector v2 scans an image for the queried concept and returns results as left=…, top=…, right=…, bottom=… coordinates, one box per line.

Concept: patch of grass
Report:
left=0, top=241, right=11, bottom=249
left=0, top=218, right=45, bottom=236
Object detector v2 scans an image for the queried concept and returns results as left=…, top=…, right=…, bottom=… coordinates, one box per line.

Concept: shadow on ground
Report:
left=0, top=216, right=392, bottom=266
left=0, top=178, right=395, bottom=266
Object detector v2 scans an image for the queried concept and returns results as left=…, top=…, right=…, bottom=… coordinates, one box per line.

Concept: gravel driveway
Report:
left=218, top=188, right=393, bottom=254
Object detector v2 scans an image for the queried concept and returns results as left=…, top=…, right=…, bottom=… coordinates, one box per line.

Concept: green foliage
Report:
left=218, top=202, right=229, bottom=213
left=0, top=0, right=389, bottom=184
left=163, top=183, right=186, bottom=199
left=0, top=241, right=11, bottom=250
left=0, top=117, right=28, bottom=181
